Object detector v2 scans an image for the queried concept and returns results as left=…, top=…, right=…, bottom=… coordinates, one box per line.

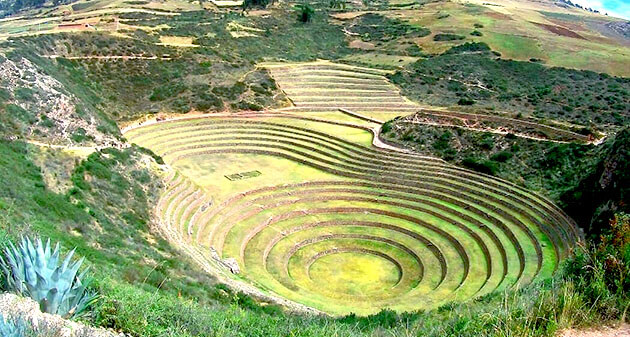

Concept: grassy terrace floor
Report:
left=124, top=112, right=579, bottom=316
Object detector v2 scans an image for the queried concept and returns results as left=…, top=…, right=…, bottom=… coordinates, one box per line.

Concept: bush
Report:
left=381, top=121, right=393, bottom=134
left=295, top=3, right=315, bottom=23
left=405, top=44, right=425, bottom=57
left=564, top=213, right=630, bottom=320
left=348, top=13, right=430, bottom=42
left=444, top=42, right=491, bottom=55
left=461, top=157, right=498, bottom=175
left=433, top=33, right=465, bottom=41
left=490, top=150, right=513, bottom=162
left=242, top=0, right=270, bottom=11
left=0, top=88, right=10, bottom=103
left=194, top=92, right=223, bottom=111
left=457, top=97, right=475, bottom=105
left=149, top=83, right=187, bottom=102
left=212, top=82, right=247, bottom=100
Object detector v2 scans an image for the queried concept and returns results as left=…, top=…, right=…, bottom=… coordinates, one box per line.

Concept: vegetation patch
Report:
left=225, top=170, right=262, bottom=181
left=433, top=33, right=465, bottom=41
left=390, top=43, right=630, bottom=126
left=347, top=13, right=430, bottom=43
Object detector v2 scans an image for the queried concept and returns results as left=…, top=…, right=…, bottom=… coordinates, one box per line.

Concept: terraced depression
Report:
left=123, top=63, right=580, bottom=316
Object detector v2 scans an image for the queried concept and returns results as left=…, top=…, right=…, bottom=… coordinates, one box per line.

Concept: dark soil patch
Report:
left=533, top=22, right=586, bottom=39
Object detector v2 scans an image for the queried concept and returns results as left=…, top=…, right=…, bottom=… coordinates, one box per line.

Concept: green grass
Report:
left=308, top=251, right=402, bottom=295
left=483, top=32, right=544, bottom=60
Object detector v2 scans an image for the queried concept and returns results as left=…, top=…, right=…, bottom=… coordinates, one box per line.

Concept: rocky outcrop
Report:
left=0, top=56, right=120, bottom=147
left=606, top=21, right=630, bottom=39
left=0, top=293, right=124, bottom=337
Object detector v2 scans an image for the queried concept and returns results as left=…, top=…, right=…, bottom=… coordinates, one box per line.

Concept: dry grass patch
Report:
left=158, top=35, right=198, bottom=47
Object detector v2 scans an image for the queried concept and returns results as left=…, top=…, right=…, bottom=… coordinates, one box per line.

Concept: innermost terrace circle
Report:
left=307, top=251, right=402, bottom=297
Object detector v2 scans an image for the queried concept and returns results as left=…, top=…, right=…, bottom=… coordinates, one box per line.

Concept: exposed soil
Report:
left=533, top=22, right=586, bottom=39
left=330, top=11, right=367, bottom=20
left=485, top=11, right=513, bottom=21
left=349, top=39, right=376, bottom=50
left=558, top=324, right=630, bottom=337
left=549, top=18, right=587, bottom=32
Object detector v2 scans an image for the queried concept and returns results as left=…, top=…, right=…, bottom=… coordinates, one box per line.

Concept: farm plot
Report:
left=124, top=114, right=580, bottom=315
left=262, top=61, right=421, bottom=122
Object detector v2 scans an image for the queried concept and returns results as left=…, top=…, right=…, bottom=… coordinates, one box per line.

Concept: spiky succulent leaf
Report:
left=0, top=237, right=99, bottom=318
left=0, top=314, right=27, bottom=337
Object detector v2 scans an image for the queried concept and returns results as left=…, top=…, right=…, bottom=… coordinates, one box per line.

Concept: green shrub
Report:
left=490, top=150, right=513, bottom=162
left=457, top=97, right=475, bottom=105
left=14, top=88, right=34, bottom=102
left=405, top=44, right=425, bottom=57
left=0, top=88, right=10, bottom=103
left=381, top=121, right=393, bottom=133
left=71, top=128, right=90, bottom=143
left=432, top=130, right=452, bottom=151
left=470, top=30, right=483, bottom=36
left=194, top=92, right=223, bottom=111
left=5, top=104, right=35, bottom=124
left=230, top=100, right=263, bottom=111
left=461, top=157, right=497, bottom=175
left=564, top=213, right=630, bottom=320
left=433, top=33, right=465, bottom=41
left=242, top=0, right=270, bottom=11
left=212, top=82, right=247, bottom=100
left=295, top=3, right=315, bottom=23
left=149, top=83, right=187, bottom=102
left=347, top=13, right=430, bottom=42
left=329, top=0, right=346, bottom=10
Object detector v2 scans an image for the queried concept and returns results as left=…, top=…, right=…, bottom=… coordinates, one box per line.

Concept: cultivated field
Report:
left=380, top=0, right=630, bottom=76
left=262, top=60, right=414, bottom=123
left=124, top=111, right=580, bottom=315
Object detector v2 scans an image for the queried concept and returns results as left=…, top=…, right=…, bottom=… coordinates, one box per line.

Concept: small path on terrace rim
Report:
left=24, top=139, right=99, bottom=153
left=558, top=324, right=630, bottom=337
left=40, top=55, right=173, bottom=60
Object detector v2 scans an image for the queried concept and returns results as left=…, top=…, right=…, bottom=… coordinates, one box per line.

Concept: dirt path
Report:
left=559, top=324, right=630, bottom=337
left=40, top=55, right=172, bottom=60
left=25, top=139, right=98, bottom=154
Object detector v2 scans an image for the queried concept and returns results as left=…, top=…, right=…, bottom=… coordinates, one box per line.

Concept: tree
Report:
left=294, top=3, right=314, bottom=23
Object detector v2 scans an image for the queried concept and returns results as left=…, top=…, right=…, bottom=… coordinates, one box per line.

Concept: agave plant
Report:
left=0, top=237, right=99, bottom=318
left=0, top=314, right=27, bottom=337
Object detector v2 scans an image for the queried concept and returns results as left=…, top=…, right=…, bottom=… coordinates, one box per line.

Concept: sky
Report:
left=570, top=0, right=630, bottom=20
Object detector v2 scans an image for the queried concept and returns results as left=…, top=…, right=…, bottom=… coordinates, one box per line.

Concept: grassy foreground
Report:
left=89, top=215, right=630, bottom=337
